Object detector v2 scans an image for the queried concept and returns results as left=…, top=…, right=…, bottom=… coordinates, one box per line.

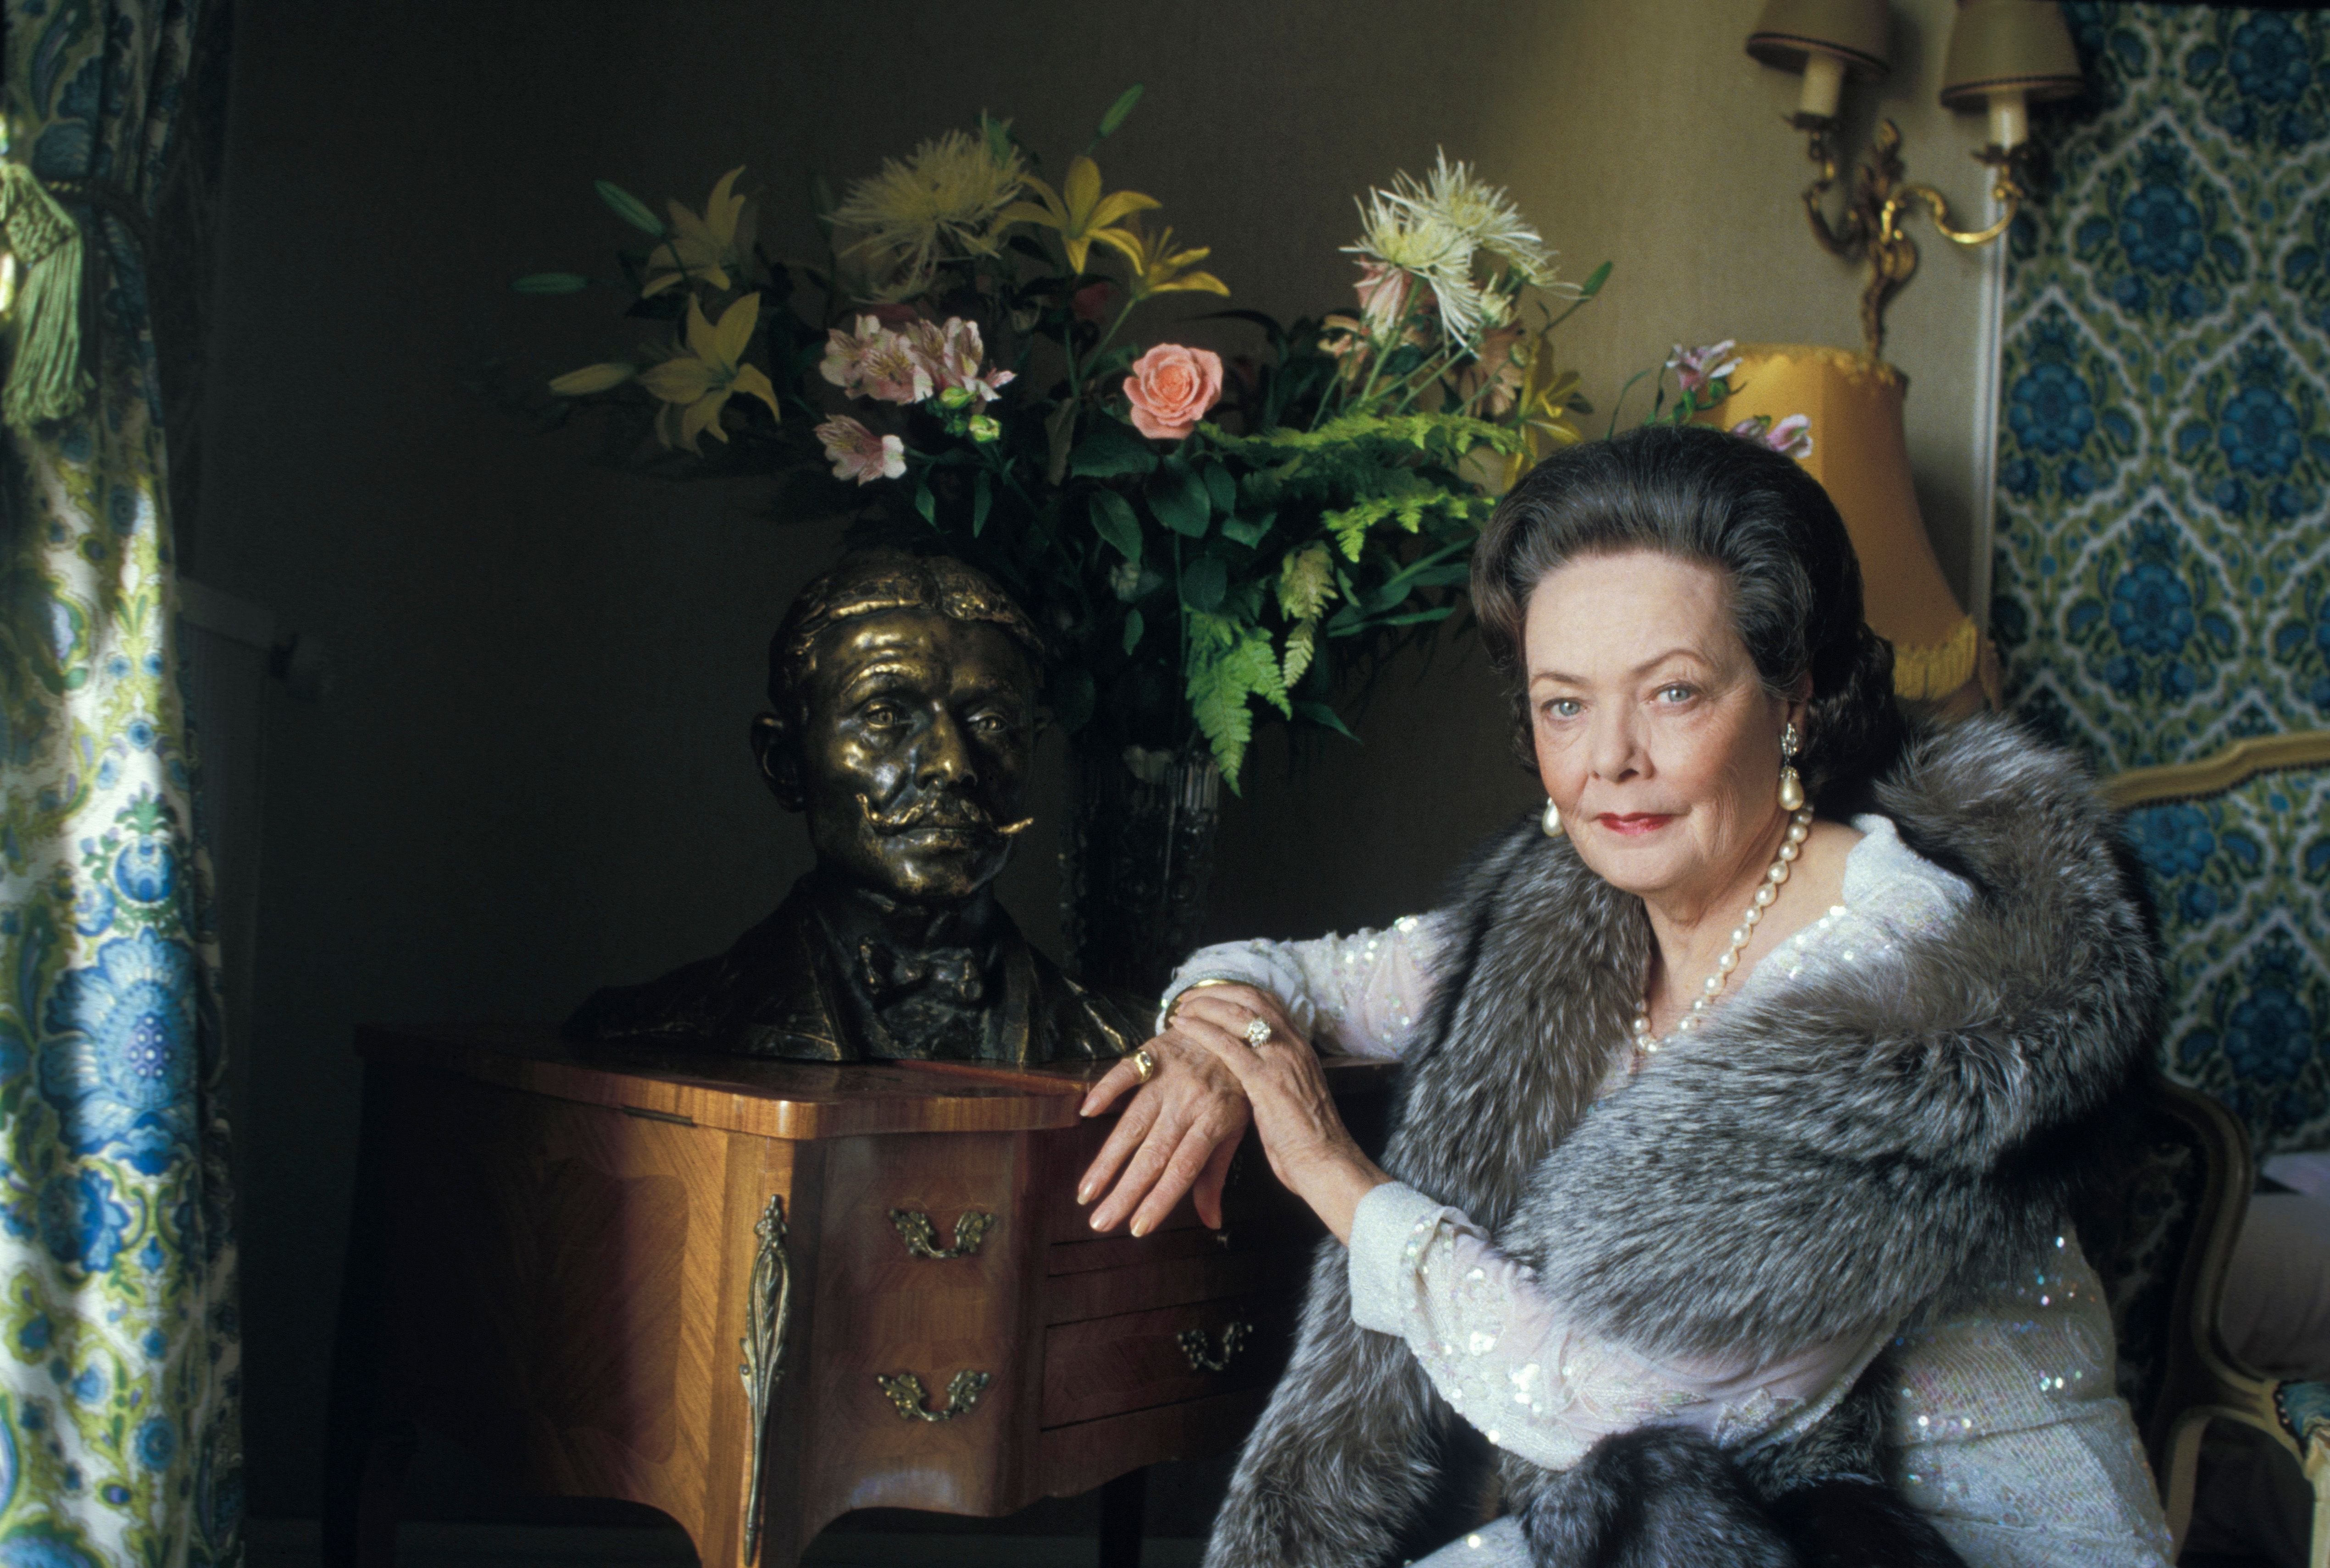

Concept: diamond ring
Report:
left=1243, top=1017, right=1273, bottom=1049
left=1133, top=1047, right=1157, bottom=1084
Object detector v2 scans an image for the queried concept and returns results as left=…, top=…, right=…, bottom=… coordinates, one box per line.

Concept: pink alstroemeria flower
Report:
left=1669, top=339, right=1741, bottom=395
left=1733, top=413, right=1814, bottom=461
left=819, top=315, right=883, bottom=395
left=907, top=317, right=1015, bottom=405
left=816, top=416, right=906, bottom=484
left=858, top=330, right=934, bottom=405
left=1353, top=260, right=1412, bottom=340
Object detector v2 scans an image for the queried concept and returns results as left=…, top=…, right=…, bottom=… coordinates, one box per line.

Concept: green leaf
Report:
left=1221, top=512, right=1274, bottom=548
left=1181, top=554, right=1228, bottom=612
left=915, top=481, right=938, bottom=526
left=1122, top=608, right=1146, bottom=655
left=1150, top=457, right=1211, bottom=538
left=1295, top=700, right=1359, bottom=741
left=982, top=111, right=1017, bottom=167
left=595, top=179, right=666, bottom=238
left=1089, top=489, right=1143, bottom=562
left=1201, top=461, right=1238, bottom=516
left=1279, top=543, right=1338, bottom=619
left=1096, top=83, right=1145, bottom=140
left=512, top=272, right=589, bottom=295
left=1070, top=418, right=1158, bottom=478
left=972, top=472, right=993, bottom=537
left=1578, top=259, right=1613, bottom=298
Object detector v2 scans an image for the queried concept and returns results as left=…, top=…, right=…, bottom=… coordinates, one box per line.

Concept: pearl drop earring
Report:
left=1778, top=723, right=1806, bottom=812
left=1540, top=797, right=1565, bottom=838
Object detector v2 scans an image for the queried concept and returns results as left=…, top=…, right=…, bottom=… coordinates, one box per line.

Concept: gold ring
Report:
left=1243, top=1018, right=1272, bottom=1049
left=1132, top=1047, right=1157, bottom=1084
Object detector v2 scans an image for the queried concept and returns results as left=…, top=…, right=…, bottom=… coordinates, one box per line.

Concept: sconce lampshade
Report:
left=1700, top=346, right=2000, bottom=714
left=1745, top=0, right=1892, bottom=81
left=1938, top=0, right=2083, bottom=111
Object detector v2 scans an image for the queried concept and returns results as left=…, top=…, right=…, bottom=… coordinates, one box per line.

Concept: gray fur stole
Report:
left=1203, top=717, right=2158, bottom=1567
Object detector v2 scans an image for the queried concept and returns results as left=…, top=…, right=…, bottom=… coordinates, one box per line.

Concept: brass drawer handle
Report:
left=1177, top=1319, right=1251, bottom=1373
left=890, top=1208, right=994, bottom=1260
left=875, top=1368, right=993, bottom=1422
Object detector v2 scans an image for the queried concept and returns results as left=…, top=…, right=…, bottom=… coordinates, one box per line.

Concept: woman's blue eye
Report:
left=1546, top=699, right=1581, bottom=719
left=1657, top=684, right=1693, bottom=703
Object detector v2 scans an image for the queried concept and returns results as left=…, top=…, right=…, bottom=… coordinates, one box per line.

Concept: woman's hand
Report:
left=1177, top=998, right=1391, bottom=1245
left=1076, top=984, right=1298, bottom=1236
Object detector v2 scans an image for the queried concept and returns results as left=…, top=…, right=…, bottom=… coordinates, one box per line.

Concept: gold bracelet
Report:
left=1157, top=976, right=1242, bottom=1034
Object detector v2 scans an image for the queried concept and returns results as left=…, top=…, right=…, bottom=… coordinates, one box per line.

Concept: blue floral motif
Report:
left=0, top=1524, right=101, bottom=1568
left=110, top=839, right=172, bottom=905
left=133, top=1416, right=172, bottom=1470
left=2128, top=804, right=2215, bottom=877
left=2111, top=561, right=2197, bottom=656
left=36, top=1171, right=129, bottom=1276
left=67, top=884, right=110, bottom=939
left=2010, top=361, right=2096, bottom=456
left=2231, top=12, right=2312, bottom=105
left=39, top=928, right=195, bottom=1173
left=2121, top=180, right=2203, bottom=275
left=2221, top=383, right=2303, bottom=477
left=2224, top=982, right=2315, bottom=1088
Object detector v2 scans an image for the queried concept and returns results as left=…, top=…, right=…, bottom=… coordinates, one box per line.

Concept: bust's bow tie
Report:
left=855, top=939, right=987, bottom=1006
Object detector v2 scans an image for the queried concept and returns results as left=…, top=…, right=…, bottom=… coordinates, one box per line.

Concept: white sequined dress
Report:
left=1167, top=816, right=2173, bottom=1568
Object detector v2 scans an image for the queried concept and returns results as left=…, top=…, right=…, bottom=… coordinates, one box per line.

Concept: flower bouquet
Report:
left=513, top=91, right=1604, bottom=794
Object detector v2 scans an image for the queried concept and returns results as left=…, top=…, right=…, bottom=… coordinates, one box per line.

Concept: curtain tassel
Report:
left=0, top=159, right=86, bottom=433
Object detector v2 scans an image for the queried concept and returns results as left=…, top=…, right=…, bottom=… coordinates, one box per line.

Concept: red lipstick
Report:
left=1595, top=812, right=1675, bottom=837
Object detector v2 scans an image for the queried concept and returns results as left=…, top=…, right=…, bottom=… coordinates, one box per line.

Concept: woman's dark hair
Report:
left=1472, top=423, right=1907, bottom=814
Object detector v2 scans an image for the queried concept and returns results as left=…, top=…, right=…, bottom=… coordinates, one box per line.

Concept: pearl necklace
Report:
left=1630, top=808, right=1815, bottom=1064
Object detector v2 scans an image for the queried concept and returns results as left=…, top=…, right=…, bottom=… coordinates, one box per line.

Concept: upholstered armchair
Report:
left=2098, top=737, right=2330, bottom=1563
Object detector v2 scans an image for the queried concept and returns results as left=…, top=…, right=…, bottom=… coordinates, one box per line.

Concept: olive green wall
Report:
left=198, top=0, right=2002, bottom=1521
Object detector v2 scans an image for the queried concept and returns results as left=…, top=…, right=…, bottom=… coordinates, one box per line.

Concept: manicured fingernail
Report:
left=1130, top=1218, right=1151, bottom=1239
left=1089, top=1211, right=1107, bottom=1230
left=1076, top=1184, right=1093, bottom=1205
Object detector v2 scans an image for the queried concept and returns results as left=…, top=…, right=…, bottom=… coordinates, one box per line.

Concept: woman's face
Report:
left=1524, top=549, right=1802, bottom=907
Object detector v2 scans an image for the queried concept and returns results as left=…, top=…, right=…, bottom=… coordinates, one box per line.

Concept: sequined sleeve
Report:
left=1347, top=1182, right=1889, bottom=1471
left=1157, top=912, right=1454, bottom=1058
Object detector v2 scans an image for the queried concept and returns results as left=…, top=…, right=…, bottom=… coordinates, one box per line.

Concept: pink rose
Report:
left=1122, top=344, right=1223, bottom=441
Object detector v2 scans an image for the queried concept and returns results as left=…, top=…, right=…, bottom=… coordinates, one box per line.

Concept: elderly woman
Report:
left=1077, top=426, right=2172, bottom=1567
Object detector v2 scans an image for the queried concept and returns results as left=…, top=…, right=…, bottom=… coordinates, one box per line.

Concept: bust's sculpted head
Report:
left=752, top=551, right=1047, bottom=906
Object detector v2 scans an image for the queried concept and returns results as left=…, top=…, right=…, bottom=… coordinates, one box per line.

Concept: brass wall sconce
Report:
left=1747, top=0, right=2083, bottom=358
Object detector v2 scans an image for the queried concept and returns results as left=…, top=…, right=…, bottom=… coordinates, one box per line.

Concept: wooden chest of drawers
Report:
left=322, top=1024, right=1393, bottom=1568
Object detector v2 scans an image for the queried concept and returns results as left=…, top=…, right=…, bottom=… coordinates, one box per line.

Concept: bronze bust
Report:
left=566, top=551, right=1135, bottom=1064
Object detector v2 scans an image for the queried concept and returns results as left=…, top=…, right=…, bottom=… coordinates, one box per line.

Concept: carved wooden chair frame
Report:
left=2107, top=731, right=2330, bottom=1565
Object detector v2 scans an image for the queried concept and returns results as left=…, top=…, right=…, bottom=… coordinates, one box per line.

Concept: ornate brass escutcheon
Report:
left=889, top=1207, right=995, bottom=1260
left=737, top=1195, right=792, bottom=1565
left=1176, top=1319, right=1251, bottom=1373
left=875, top=1368, right=993, bottom=1422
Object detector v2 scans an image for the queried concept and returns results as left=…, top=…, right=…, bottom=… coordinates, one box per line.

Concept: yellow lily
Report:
left=1002, top=155, right=1157, bottom=274
left=1119, top=224, right=1229, bottom=301
left=637, top=292, right=782, bottom=452
left=643, top=166, right=753, bottom=296
left=1502, top=332, right=1586, bottom=489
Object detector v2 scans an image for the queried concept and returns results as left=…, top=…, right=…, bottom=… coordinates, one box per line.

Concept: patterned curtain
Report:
left=1996, top=4, right=2330, bottom=1150
left=0, top=3, right=241, bottom=1566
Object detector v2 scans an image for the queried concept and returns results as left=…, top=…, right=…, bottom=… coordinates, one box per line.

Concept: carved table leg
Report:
left=1098, top=1467, right=1147, bottom=1568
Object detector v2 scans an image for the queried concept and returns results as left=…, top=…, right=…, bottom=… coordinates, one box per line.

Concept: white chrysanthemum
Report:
left=1399, top=151, right=1561, bottom=289
left=1343, top=188, right=1484, bottom=340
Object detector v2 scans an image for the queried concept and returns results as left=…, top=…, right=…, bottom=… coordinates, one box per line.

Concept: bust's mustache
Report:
left=855, top=791, right=1035, bottom=838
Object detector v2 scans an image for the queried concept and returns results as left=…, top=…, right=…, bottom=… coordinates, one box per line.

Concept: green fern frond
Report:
left=1278, top=543, right=1338, bottom=620
left=1186, top=611, right=1293, bottom=789
left=1281, top=617, right=1319, bottom=688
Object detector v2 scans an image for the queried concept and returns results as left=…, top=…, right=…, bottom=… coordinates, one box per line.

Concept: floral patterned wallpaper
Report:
left=1996, top=4, right=2330, bottom=1148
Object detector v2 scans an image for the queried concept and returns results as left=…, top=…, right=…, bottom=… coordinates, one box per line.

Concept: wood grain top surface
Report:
left=356, top=1022, right=1396, bottom=1140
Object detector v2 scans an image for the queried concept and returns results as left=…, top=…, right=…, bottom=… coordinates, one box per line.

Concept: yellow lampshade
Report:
left=1699, top=345, right=1998, bottom=712
left=1939, top=0, right=2083, bottom=110
left=1745, top=0, right=1892, bottom=80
